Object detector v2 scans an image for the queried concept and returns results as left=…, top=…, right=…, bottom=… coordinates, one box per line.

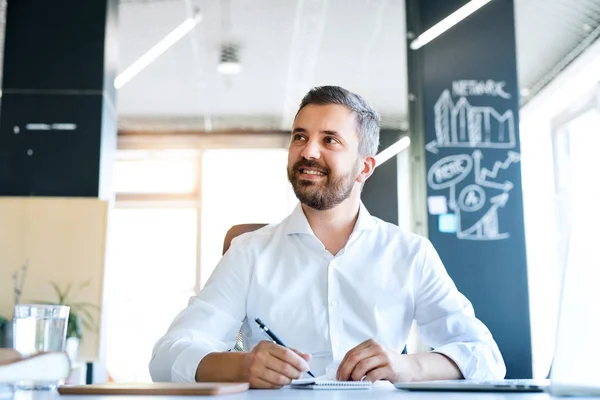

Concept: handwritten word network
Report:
left=452, top=80, right=510, bottom=99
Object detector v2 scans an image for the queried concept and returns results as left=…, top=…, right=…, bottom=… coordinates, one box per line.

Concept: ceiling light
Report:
left=114, top=11, right=202, bottom=89
left=410, top=0, right=493, bottom=50
left=375, top=136, right=411, bottom=166
left=217, top=43, right=242, bottom=75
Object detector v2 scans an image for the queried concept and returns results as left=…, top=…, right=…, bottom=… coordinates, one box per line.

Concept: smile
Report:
left=300, top=169, right=326, bottom=176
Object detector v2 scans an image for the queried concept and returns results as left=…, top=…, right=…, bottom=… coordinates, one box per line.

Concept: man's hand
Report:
left=336, top=339, right=412, bottom=383
left=243, top=340, right=311, bottom=389
left=336, top=339, right=463, bottom=383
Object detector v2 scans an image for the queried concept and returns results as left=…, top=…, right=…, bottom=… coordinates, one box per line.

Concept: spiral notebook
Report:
left=290, top=377, right=372, bottom=390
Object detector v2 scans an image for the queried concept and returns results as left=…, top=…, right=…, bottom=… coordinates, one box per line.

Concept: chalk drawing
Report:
left=427, top=150, right=520, bottom=241
left=426, top=90, right=516, bottom=154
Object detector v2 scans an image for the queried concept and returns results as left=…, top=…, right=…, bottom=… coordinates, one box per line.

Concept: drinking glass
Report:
left=12, top=304, right=70, bottom=390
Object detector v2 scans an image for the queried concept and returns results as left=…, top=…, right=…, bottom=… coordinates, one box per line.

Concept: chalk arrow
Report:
left=491, top=192, right=509, bottom=207
left=425, top=140, right=439, bottom=154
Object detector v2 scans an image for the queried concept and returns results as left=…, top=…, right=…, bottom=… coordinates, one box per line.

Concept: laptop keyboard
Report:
left=477, top=379, right=547, bottom=387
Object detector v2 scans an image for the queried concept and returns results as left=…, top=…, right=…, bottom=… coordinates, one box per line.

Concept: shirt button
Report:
left=331, top=300, right=338, bottom=307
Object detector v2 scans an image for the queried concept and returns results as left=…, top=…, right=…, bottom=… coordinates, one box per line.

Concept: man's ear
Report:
left=356, top=156, right=376, bottom=183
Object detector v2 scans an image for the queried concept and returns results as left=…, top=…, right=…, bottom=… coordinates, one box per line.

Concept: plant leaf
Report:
left=80, top=309, right=97, bottom=326
left=81, top=319, right=97, bottom=332
left=78, top=280, right=91, bottom=290
left=63, top=283, right=73, bottom=302
left=49, top=281, right=63, bottom=303
left=70, top=302, right=100, bottom=310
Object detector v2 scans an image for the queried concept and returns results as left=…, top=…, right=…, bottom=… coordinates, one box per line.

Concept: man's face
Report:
left=287, top=104, right=362, bottom=211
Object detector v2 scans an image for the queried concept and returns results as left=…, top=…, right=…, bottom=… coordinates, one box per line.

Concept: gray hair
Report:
left=296, top=86, right=380, bottom=157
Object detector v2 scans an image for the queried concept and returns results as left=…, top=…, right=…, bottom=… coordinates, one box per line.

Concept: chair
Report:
left=222, top=224, right=267, bottom=352
left=222, top=224, right=267, bottom=255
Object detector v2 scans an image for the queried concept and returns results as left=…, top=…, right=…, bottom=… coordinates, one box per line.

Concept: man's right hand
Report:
left=242, top=340, right=311, bottom=389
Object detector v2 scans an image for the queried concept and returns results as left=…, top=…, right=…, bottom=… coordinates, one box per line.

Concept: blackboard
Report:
left=417, top=0, right=532, bottom=378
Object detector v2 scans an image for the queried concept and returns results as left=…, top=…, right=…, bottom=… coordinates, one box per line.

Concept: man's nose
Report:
left=300, top=138, right=321, bottom=160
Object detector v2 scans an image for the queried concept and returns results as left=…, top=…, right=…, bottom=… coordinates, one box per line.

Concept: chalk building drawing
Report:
left=426, top=90, right=516, bottom=154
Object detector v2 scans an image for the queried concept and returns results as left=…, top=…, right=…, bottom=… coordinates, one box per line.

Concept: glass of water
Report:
left=12, top=304, right=70, bottom=390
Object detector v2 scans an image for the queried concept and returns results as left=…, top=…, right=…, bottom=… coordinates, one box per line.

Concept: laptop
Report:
left=395, top=217, right=600, bottom=394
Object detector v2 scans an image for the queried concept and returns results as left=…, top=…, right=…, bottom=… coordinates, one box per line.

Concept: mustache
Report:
left=292, top=159, right=329, bottom=174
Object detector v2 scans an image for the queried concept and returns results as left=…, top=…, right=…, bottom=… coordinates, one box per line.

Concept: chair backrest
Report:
left=222, top=223, right=267, bottom=352
left=222, top=224, right=267, bottom=255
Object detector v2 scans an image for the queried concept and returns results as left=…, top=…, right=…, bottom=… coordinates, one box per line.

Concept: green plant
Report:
left=0, top=315, right=8, bottom=348
left=0, top=315, right=7, bottom=332
left=34, top=281, right=99, bottom=339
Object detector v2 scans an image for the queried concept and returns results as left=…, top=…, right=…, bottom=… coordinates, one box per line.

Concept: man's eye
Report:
left=293, top=134, right=306, bottom=141
left=325, top=137, right=338, bottom=144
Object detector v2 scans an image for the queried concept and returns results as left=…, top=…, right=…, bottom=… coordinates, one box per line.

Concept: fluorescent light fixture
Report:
left=217, top=43, right=242, bottom=75
left=217, top=61, right=242, bottom=75
left=374, top=136, right=411, bottom=166
left=410, top=0, right=492, bottom=50
left=114, top=12, right=202, bottom=89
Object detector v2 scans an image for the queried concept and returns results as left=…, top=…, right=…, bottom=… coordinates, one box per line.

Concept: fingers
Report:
left=350, top=354, right=387, bottom=381
left=265, top=355, right=305, bottom=380
left=247, top=341, right=311, bottom=389
left=364, top=367, right=390, bottom=383
left=337, top=339, right=375, bottom=376
left=338, top=339, right=372, bottom=366
left=268, top=344, right=310, bottom=373
left=248, top=355, right=295, bottom=388
left=337, top=340, right=382, bottom=381
left=291, top=348, right=312, bottom=361
left=261, top=365, right=295, bottom=386
left=249, top=375, right=284, bottom=389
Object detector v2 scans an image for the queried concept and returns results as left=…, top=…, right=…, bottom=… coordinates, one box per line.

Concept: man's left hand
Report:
left=336, top=339, right=412, bottom=383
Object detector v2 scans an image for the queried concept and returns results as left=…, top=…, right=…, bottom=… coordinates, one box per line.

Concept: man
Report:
left=150, top=86, right=505, bottom=388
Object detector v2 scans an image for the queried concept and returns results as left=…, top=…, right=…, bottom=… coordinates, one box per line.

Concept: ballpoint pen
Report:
left=254, top=317, right=315, bottom=378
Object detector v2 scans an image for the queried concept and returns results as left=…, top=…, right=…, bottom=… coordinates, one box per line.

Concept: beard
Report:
left=287, top=158, right=360, bottom=211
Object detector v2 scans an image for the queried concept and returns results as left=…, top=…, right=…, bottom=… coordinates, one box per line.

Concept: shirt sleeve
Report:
left=149, top=237, right=252, bottom=382
left=413, top=239, right=506, bottom=380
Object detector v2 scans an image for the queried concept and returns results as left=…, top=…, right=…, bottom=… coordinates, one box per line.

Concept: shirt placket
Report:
left=327, top=255, right=344, bottom=361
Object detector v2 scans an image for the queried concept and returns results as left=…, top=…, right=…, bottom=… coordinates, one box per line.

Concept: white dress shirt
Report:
left=150, top=203, right=506, bottom=382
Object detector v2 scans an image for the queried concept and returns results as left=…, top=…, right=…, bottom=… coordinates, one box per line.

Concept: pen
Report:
left=254, top=317, right=315, bottom=378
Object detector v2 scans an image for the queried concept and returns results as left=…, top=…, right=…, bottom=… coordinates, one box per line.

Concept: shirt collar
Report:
left=284, top=201, right=377, bottom=235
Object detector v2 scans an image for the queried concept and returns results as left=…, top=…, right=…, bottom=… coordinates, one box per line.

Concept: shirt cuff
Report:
left=171, top=344, right=214, bottom=382
left=432, top=342, right=505, bottom=380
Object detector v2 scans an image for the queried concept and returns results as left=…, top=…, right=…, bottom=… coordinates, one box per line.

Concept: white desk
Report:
left=4, top=383, right=557, bottom=400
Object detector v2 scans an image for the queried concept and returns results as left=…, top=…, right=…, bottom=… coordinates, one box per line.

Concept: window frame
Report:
left=550, top=86, right=600, bottom=278
left=114, top=131, right=290, bottom=290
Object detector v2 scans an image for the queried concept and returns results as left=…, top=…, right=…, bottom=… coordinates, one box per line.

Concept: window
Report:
left=105, top=149, right=200, bottom=382
left=553, top=109, right=600, bottom=276
left=200, top=149, right=297, bottom=287
left=113, top=150, right=199, bottom=195
left=105, top=208, right=197, bottom=382
left=104, top=137, right=291, bottom=381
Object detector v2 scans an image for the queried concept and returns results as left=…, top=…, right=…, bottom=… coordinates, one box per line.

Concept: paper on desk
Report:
left=291, top=360, right=339, bottom=384
left=291, top=360, right=370, bottom=386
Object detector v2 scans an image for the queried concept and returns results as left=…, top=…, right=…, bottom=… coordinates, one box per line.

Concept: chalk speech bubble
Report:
left=427, top=154, right=473, bottom=190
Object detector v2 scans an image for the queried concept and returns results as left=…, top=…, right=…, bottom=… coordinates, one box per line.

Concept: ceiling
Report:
left=514, top=0, right=600, bottom=102
left=117, top=0, right=409, bottom=132
left=0, top=0, right=598, bottom=131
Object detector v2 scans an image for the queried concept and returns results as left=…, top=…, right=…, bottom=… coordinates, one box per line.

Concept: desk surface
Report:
left=2, top=382, right=558, bottom=400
